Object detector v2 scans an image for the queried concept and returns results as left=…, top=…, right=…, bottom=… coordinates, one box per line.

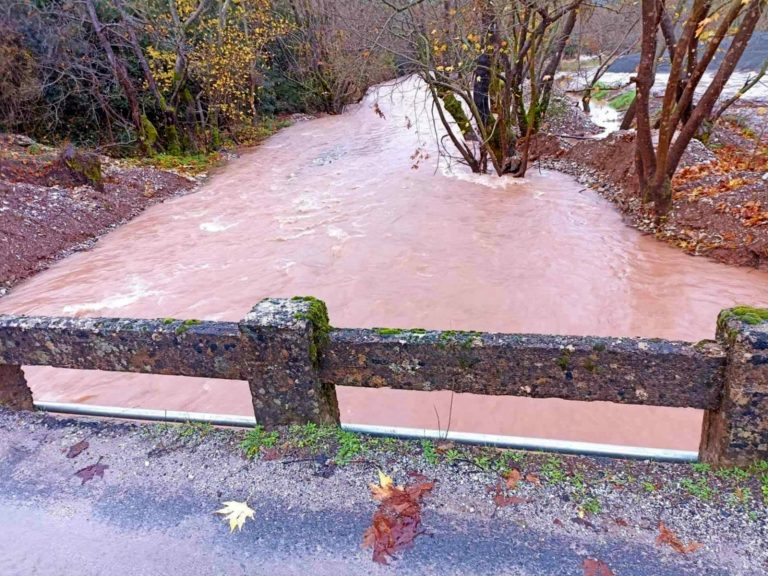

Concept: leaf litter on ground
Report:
left=583, top=558, right=615, bottom=576
left=363, top=470, right=435, bottom=565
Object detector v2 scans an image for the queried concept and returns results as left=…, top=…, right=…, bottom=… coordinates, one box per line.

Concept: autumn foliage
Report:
left=363, top=471, right=435, bottom=565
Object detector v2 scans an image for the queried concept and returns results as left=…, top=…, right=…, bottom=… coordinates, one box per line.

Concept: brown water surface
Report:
left=3, top=79, right=768, bottom=450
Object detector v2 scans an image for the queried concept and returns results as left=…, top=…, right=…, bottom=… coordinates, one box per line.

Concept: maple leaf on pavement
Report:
left=583, top=558, right=615, bottom=576
left=65, top=439, right=89, bottom=459
left=504, top=468, right=521, bottom=490
left=215, top=500, right=255, bottom=533
left=75, top=460, right=108, bottom=485
left=369, top=470, right=396, bottom=501
left=363, top=470, right=435, bottom=564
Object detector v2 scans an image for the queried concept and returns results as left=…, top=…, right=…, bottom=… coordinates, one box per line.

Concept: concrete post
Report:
left=0, top=365, right=34, bottom=410
left=238, top=297, right=339, bottom=427
left=700, top=308, right=768, bottom=466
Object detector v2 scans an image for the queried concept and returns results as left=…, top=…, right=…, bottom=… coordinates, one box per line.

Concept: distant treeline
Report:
left=0, top=0, right=396, bottom=154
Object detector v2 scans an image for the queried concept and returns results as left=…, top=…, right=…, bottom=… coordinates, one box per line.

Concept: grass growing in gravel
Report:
left=178, top=421, right=214, bottom=439
left=226, top=422, right=768, bottom=514
left=240, top=425, right=280, bottom=459
left=421, top=440, right=439, bottom=466
left=335, top=429, right=363, bottom=465
left=541, top=456, right=568, bottom=485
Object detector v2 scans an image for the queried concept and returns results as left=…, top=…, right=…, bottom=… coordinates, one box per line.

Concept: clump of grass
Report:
left=473, top=455, right=492, bottom=471
left=335, top=429, right=363, bottom=465
left=288, top=422, right=335, bottom=451
left=541, top=456, right=567, bottom=485
left=581, top=497, right=602, bottom=516
left=444, top=448, right=462, bottom=465
left=178, top=420, right=214, bottom=439
left=139, top=152, right=221, bottom=175
left=680, top=476, right=716, bottom=501
left=642, top=481, right=658, bottom=493
left=421, top=440, right=439, bottom=466
left=240, top=425, right=279, bottom=459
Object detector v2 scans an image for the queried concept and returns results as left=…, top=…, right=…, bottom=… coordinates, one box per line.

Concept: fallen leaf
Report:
left=504, top=468, right=522, bottom=490
left=65, top=439, right=89, bottom=459
left=75, top=461, right=108, bottom=485
left=583, top=558, right=615, bottom=576
left=363, top=471, right=434, bottom=564
left=525, top=473, right=541, bottom=485
left=489, top=482, right=527, bottom=507
left=656, top=522, right=703, bottom=554
left=215, top=500, right=255, bottom=533
left=494, top=493, right=527, bottom=507
left=614, top=517, right=629, bottom=527
left=369, top=470, right=396, bottom=501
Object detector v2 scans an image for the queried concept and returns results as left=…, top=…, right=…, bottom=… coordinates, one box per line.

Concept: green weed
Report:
left=240, top=425, right=279, bottom=459
left=541, top=456, right=567, bottom=485
left=421, top=440, right=439, bottom=466
left=680, top=477, right=716, bottom=501
left=335, top=429, right=363, bottom=465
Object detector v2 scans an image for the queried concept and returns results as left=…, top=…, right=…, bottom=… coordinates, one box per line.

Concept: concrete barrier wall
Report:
left=1, top=298, right=766, bottom=466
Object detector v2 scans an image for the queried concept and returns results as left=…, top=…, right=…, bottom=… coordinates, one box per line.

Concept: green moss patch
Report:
left=292, top=296, right=331, bottom=366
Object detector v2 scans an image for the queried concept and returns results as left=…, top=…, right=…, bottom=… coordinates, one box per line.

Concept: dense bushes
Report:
left=0, top=0, right=396, bottom=155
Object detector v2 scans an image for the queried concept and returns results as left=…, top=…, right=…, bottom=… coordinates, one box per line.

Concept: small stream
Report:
left=2, top=77, right=767, bottom=450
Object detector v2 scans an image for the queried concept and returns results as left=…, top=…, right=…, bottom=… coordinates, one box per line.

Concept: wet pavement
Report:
left=0, top=409, right=763, bottom=576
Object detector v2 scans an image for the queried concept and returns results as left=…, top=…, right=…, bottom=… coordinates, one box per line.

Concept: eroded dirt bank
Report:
left=0, top=409, right=766, bottom=575
left=0, top=133, right=199, bottom=292
left=533, top=105, right=768, bottom=270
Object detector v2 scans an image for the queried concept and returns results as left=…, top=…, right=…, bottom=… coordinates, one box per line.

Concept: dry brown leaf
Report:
left=504, top=468, right=522, bottom=490
left=65, top=439, right=89, bottom=459
left=583, top=558, right=615, bottom=576
left=525, top=473, right=541, bottom=485
left=656, top=522, right=703, bottom=554
left=363, top=471, right=435, bottom=564
left=490, top=482, right=527, bottom=507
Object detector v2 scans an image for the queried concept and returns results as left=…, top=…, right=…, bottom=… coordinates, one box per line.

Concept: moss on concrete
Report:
left=291, top=296, right=331, bottom=366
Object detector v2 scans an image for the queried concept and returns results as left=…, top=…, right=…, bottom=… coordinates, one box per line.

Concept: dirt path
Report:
left=1, top=409, right=766, bottom=575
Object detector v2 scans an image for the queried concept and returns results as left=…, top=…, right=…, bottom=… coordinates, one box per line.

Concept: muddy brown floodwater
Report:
left=2, top=78, right=768, bottom=451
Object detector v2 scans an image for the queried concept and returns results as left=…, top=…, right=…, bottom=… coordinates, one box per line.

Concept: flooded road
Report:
left=2, top=78, right=768, bottom=450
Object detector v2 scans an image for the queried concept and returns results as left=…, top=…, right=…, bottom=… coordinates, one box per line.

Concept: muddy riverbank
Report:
left=532, top=102, right=768, bottom=270
left=0, top=133, right=205, bottom=292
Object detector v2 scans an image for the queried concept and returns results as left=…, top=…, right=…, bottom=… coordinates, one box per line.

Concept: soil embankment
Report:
left=0, top=134, right=198, bottom=293
left=533, top=107, right=768, bottom=269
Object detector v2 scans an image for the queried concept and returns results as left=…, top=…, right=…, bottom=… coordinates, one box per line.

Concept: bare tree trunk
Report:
left=538, top=4, right=580, bottom=127
left=84, top=0, right=145, bottom=145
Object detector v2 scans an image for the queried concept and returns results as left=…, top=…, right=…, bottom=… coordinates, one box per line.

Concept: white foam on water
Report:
left=62, top=278, right=160, bottom=315
left=200, top=221, right=238, bottom=233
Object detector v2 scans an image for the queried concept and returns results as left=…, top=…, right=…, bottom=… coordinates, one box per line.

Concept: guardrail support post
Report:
left=0, top=365, right=34, bottom=410
left=700, top=308, right=768, bottom=466
left=239, top=297, right=339, bottom=427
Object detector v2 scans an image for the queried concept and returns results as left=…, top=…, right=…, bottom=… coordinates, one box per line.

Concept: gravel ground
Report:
left=1, top=408, right=766, bottom=575
left=0, top=134, right=201, bottom=292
